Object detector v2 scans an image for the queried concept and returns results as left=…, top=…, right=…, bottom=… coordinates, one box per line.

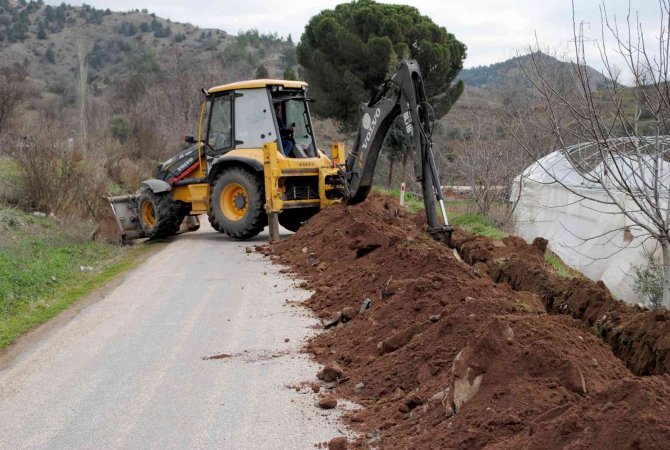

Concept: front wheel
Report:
left=138, top=189, right=181, bottom=239
left=210, top=167, right=266, bottom=239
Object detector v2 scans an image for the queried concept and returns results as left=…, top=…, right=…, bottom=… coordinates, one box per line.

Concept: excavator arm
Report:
left=343, top=59, right=454, bottom=245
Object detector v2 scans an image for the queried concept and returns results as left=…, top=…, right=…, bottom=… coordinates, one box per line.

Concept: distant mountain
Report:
left=458, top=52, right=613, bottom=91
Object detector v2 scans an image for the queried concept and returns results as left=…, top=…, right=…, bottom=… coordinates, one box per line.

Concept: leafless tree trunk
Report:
left=0, top=63, right=29, bottom=134
left=387, top=159, right=395, bottom=187
left=77, top=32, right=90, bottom=148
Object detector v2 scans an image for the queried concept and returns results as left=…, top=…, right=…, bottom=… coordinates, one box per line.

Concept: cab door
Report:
left=205, top=94, right=234, bottom=156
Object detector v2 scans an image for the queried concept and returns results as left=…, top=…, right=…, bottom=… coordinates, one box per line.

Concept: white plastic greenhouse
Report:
left=510, top=136, right=670, bottom=304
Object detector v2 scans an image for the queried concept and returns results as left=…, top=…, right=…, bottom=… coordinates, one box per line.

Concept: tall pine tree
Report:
left=297, top=0, right=466, bottom=130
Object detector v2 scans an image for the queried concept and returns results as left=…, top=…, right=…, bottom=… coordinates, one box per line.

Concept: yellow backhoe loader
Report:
left=109, top=60, right=453, bottom=245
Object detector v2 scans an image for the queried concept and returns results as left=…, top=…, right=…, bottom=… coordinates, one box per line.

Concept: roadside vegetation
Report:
left=632, top=252, right=665, bottom=309
left=449, top=213, right=507, bottom=240
left=0, top=207, right=152, bottom=349
left=374, top=186, right=506, bottom=238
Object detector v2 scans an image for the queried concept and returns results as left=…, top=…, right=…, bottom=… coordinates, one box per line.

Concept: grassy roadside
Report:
left=0, top=158, right=21, bottom=204
left=449, top=213, right=507, bottom=240
left=375, top=186, right=575, bottom=277
left=0, top=207, right=153, bottom=350
left=374, top=186, right=507, bottom=238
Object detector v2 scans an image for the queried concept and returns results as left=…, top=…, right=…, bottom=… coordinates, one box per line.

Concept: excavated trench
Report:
left=261, top=193, right=670, bottom=449
left=452, top=231, right=670, bottom=376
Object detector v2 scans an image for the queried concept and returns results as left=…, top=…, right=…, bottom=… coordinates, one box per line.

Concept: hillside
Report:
left=0, top=0, right=298, bottom=93
left=458, top=51, right=612, bottom=91
left=0, top=1, right=645, bottom=221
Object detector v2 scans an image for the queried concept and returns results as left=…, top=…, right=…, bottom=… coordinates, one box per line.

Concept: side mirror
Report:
left=184, top=134, right=196, bottom=144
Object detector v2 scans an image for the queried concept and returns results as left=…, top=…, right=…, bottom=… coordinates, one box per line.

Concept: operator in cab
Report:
left=274, top=102, right=294, bottom=156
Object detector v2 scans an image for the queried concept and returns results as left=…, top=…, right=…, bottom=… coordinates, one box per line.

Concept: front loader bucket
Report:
left=108, top=194, right=144, bottom=242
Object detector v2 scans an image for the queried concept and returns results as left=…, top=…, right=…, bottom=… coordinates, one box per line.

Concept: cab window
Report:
left=207, top=95, right=232, bottom=152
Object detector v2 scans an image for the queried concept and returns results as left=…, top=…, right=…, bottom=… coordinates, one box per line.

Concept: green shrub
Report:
left=109, top=115, right=133, bottom=143
left=632, top=251, right=664, bottom=309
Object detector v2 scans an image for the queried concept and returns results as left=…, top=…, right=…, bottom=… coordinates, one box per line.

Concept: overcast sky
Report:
left=47, top=1, right=662, bottom=76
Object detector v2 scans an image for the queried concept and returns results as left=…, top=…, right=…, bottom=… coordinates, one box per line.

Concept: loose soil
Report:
left=265, top=193, right=670, bottom=449
left=452, top=232, right=670, bottom=376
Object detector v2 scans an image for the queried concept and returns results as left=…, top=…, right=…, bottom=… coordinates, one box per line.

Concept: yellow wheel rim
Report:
left=141, top=201, right=157, bottom=229
left=220, top=182, right=248, bottom=221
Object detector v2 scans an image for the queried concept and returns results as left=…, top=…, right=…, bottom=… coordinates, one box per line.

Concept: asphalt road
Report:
left=0, top=223, right=347, bottom=449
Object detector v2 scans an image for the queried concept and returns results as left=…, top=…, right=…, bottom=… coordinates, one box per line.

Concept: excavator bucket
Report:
left=108, top=194, right=144, bottom=242
left=429, top=225, right=454, bottom=248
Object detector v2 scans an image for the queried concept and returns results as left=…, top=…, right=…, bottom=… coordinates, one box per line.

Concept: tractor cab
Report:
left=199, top=79, right=319, bottom=165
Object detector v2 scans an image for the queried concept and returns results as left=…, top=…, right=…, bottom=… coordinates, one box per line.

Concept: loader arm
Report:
left=343, top=59, right=453, bottom=244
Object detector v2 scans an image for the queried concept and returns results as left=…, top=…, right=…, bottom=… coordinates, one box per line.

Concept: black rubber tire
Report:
left=207, top=206, right=224, bottom=232
left=278, top=208, right=318, bottom=232
left=138, top=188, right=181, bottom=239
left=210, top=167, right=266, bottom=239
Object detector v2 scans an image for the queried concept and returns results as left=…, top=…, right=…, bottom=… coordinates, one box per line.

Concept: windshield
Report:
left=283, top=98, right=317, bottom=157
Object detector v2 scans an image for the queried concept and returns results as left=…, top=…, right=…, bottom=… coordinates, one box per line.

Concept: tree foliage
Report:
left=383, top=120, right=407, bottom=164
left=283, top=68, right=298, bottom=80
left=44, top=46, right=54, bottom=64
left=109, top=115, right=132, bottom=143
left=255, top=64, right=269, bottom=79
left=297, top=0, right=466, bottom=128
left=381, top=119, right=409, bottom=185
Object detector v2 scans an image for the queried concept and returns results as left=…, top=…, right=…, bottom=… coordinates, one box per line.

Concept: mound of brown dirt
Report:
left=453, top=231, right=670, bottom=376
left=491, top=377, right=670, bottom=449
left=268, top=193, right=670, bottom=449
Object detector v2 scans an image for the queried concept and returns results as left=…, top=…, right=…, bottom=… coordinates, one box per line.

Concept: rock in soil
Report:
left=323, top=312, right=342, bottom=329
left=318, top=396, right=338, bottom=409
left=341, top=307, right=358, bottom=322
left=328, top=436, right=347, bottom=450
left=378, top=324, right=422, bottom=354
left=404, top=392, right=424, bottom=410
left=317, top=363, right=344, bottom=382
left=359, top=298, right=372, bottom=314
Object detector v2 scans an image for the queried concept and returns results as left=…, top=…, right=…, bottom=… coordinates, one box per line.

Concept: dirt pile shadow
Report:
left=453, top=231, right=670, bottom=376
left=265, top=192, right=670, bottom=449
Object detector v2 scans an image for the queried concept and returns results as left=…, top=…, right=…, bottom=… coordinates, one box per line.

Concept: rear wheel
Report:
left=138, top=189, right=181, bottom=239
left=210, top=167, right=266, bottom=239
left=279, top=208, right=318, bottom=232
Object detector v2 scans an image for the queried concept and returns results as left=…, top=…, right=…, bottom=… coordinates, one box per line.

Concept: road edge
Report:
left=0, top=241, right=165, bottom=369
